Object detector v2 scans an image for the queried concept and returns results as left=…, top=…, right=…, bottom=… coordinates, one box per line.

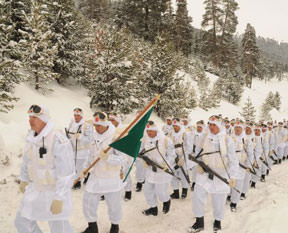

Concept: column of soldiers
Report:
left=15, top=105, right=288, bottom=233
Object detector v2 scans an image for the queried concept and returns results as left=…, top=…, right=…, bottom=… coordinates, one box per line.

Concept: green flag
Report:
left=109, top=107, right=153, bottom=158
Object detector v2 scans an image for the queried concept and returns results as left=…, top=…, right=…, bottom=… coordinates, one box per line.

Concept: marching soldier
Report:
left=169, top=118, right=193, bottom=199
left=81, top=112, right=124, bottom=233
left=15, top=105, right=75, bottom=233
left=141, top=121, right=176, bottom=216
left=188, top=115, right=239, bottom=233
left=67, top=108, right=92, bottom=189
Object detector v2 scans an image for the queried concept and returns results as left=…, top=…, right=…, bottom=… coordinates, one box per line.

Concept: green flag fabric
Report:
left=109, top=107, right=153, bottom=158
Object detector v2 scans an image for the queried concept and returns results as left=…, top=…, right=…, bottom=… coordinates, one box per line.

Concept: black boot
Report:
left=83, top=172, right=90, bottom=184
left=230, top=202, right=237, bottom=212
left=191, top=182, right=196, bottom=191
left=260, top=174, right=265, bottom=182
left=170, top=189, right=180, bottom=199
left=240, top=193, right=246, bottom=200
left=213, top=220, right=221, bottom=232
left=109, top=224, right=119, bottom=233
left=72, top=180, right=81, bottom=190
left=162, top=199, right=171, bottom=214
left=82, top=222, right=98, bottom=233
left=136, top=182, right=143, bottom=192
left=188, top=217, right=204, bottom=233
left=266, top=170, right=269, bottom=176
left=142, top=206, right=158, bottom=216
left=124, top=191, right=132, bottom=201
left=181, top=188, right=188, bottom=199
left=100, top=195, right=105, bottom=201
left=279, top=159, right=282, bottom=164
left=226, top=195, right=231, bottom=202
left=250, top=181, right=256, bottom=188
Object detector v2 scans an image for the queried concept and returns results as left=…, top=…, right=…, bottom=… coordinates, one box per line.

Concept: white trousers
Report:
left=251, top=167, right=260, bottom=183
left=75, top=158, right=87, bottom=177
left=192, top=184, right=227, bottom=221
left=277, top=146, right=284, bottom=159
left=83, top=190, right=122, bottom=224
left=171, top=168, right=189, bottom=190
left=230, top=179, right=244, bottom=204
left=242, top=172, right=251, bottom=194
left=144, top=182, right=170, bottom=208
left=135, top=159, right=145, bottom=183
left=124, top=174, right=132, bottom=192
left=15, top=212, right=74, bottom=233
left=191, top=166, right=198, bottom=183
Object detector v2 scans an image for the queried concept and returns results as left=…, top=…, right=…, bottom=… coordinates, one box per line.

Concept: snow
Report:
left=1, top=78, right=288, bottom=232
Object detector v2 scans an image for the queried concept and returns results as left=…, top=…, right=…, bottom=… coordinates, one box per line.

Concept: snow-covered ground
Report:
left=1, top=76, right=288, bottom=233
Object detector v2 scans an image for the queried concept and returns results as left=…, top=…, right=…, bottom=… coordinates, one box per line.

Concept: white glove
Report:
left=229, top=179, right=236, bottom=188
left=50, top=200, right=63, bottom=215
left=99, top=150, right=109, bottom=160
left=198, top=166, right=204, bottom=174
left=19, top=181, right=28, bottom=193
left=177, top=158, right=184, bottom=167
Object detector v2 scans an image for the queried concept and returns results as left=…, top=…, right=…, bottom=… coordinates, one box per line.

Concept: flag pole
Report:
left=73, top=94, right=160, bottom=186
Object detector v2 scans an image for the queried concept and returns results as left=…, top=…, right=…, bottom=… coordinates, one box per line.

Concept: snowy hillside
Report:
left=1, top=76, right=288, bottom=233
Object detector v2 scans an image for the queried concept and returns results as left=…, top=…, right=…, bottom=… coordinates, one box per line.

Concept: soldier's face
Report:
left=167, top=119, right=172, bottom=125
left=74, top=114, right=82, bottom=123
left=225, top=124, right=230, bottom=129
left=29, top=116, right=46, bottom=134
left=197, top=126, right=203, bottom=133
left=262, top=128, right=267, bottom=133
left=147, top=130, right=157, bottom=138
left=173, top=125, right=181, bottom=133
left=235, top=126, right=242, bottom=136
left=209, top=123, right=220, bottom=135
left=183, top=120, right=188, bottom=126
left=95, top=124, right=108, bottom=134
left=245, top=127, right=252, bottom=135
left=255, top=129, right=261, bottom=136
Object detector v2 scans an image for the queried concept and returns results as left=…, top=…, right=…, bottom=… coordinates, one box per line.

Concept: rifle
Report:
left=189, top=156, right=241, bottom=193
left=239, top=162, right=258, bottom=176
left=138, top=154, right=181, bottom=180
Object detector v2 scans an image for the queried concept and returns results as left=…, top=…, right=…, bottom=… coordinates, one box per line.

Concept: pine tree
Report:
left=175, top=0, right=193, bottom=56
left=18, top=0, right=58, bottom=91
left=85, top=25, right=143, bottom=114
left=216, top=0, right=239, bottom=69
left=241, top=23, right=260, bottom=88
left=273, top=91, right=281, bottom=111
left=115, top=0, right=171, bottom=42
left=0, top=0, right=21, bottom=112
left=215, top=68, right=243, bottom=104
left=240, top=97, right=256, bottom=122
left=260, top=92, right=274, bottom=121
left=198, top=89, right=210, bottom=111
left=46, top=0, right=92, bottom=84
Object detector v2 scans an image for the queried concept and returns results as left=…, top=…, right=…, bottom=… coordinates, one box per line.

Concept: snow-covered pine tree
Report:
left=240, top=97, right=256, bottom=122
left=0, top=0, right=21, bottom=112
left=175, top=0, right=193, bottom=56
left=216, top=0, right=239, bottom=69
left=46, top=0, right=92, bottom=84
left=201, top=0, right=223, bottom=63
left=273, top=91, right=281, bottom=111
left=241, top=23, right=260, bottom=88
left=260, top=92, right=274, bottom=121
left=19, top=0, right=58, bottom=91
left=85, top=25, right=142, bottom=114
left=198, top=89, right=210, bottom=111
left=215, top=68, right=243, bottom=104
left=115, top=0, right=171, bottom=42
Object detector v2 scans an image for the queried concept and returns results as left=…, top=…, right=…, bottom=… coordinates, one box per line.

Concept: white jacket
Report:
left=84, top=122, right=125, bottom=193
left=19, top=120, right=75, bottom=221
left=141, top=132, right=175, bottom=184
left=195, top=131, right=239, bottom=194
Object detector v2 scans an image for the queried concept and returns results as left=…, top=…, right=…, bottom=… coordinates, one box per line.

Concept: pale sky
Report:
left=187, top=0, right=288, bottom=42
